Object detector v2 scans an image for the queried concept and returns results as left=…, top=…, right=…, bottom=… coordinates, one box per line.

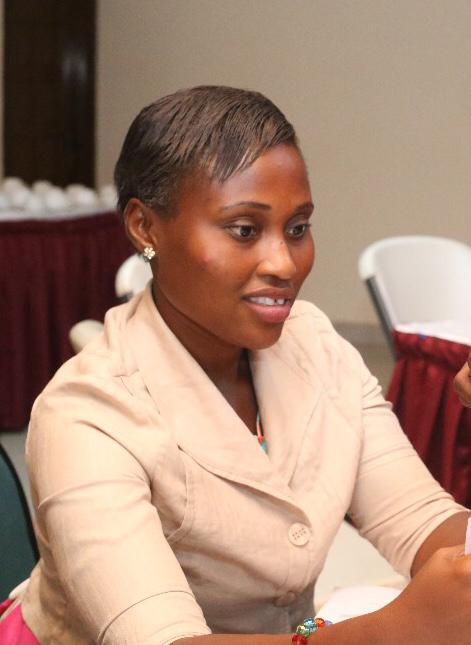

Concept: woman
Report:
left=1, top=86, right=471, bottom=644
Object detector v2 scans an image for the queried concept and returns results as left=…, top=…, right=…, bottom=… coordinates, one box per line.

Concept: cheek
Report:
left=309, top=239, right=316, bottom=269
left=199, top=252, right=219, bottom=269
left=168, top=243, right=220, bottom=276
left=198, top=251, right=247, bottom=284
left=197, top=253, right=229, bottom=281
left=297, top=239, right=315, bottom=277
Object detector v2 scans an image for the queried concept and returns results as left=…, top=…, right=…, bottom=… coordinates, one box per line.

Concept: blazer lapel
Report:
left=250, top=332, right=322, bottom=486
left=126, top=288, right=320, bottom=505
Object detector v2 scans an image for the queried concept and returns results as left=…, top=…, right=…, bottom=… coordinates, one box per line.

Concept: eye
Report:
left=286, top=223, right=311, bottom=239
left=227, top=224, right=258, bottom=240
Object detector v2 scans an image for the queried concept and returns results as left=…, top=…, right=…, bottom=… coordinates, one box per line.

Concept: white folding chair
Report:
left=358, top=235, right=471, bottom=352
left=68, top=319, right=106, bottom=354
left=115, top=253, right=152, bottom=301
left=69, top=254, right=152, bottom=353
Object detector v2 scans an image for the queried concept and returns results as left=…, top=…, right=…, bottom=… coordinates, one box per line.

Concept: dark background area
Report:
left=3, top=0, right=96, bottom=186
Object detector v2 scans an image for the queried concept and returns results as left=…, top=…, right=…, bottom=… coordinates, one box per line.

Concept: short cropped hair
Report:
left=114, top=85, right=298, bottom=216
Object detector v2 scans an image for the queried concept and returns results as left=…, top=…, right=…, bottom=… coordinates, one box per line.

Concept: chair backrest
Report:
left=115, top=254, right=152, bottom=301
left=69, top=319, right=105, bottom=354
left=358, top=235, right=471, bottom=339
left=0, top=444, right=38, bottom=598
left=68, top=255, right=151, bottom=355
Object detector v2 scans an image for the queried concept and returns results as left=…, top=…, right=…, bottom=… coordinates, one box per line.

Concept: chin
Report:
left=242, top=327, right=285, bottom=351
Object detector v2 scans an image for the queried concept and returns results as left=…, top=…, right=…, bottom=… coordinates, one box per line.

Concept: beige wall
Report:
left=97, top=0, right=471, bottom=324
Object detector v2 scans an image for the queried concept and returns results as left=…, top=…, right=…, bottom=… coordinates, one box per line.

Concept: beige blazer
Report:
left=18, top=286, right=463, bottom=644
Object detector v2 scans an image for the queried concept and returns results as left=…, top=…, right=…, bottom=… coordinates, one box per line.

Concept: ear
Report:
left=123, top=198, right=159, bottom=254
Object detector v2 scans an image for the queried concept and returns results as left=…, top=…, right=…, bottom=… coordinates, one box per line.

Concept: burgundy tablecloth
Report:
left=1, top=212, right=133, bottom=430
left=387, top=330, right=471, bottom=506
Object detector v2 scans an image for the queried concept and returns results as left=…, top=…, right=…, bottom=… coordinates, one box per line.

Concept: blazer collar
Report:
left=125, top=287, right=320, bottom=504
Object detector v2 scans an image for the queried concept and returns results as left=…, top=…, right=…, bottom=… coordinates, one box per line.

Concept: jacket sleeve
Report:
left=345, top=341, right=465, bottom=577
left=27, top=375, right=211, bottom=645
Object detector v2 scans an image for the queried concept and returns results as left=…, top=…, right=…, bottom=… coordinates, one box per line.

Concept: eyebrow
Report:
left=220, top=200, right=314, bottom=212
left=220, top=201, right=271, bottom=211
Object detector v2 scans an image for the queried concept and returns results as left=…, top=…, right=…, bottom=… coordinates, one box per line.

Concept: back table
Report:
left=387, top=322, right=471, bottom=507
left=1, top=211, right=133, bottom=429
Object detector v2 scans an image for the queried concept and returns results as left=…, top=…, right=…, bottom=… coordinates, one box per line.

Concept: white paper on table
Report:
left=317, top=520, right=471, bottom=625
left=465, top=517, right=471, bottom=555
left=316, top=585, right=401, bottom=624
left=395, top=320, right=471, bottom=346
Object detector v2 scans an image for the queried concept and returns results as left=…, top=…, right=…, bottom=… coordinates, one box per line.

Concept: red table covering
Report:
left=387, top=330, right=471, bottom=506
left=1, top=212, right=133, bottom=430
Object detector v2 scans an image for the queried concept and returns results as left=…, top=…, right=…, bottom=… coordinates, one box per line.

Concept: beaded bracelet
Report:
left=292, top=617, right=333, bottom=643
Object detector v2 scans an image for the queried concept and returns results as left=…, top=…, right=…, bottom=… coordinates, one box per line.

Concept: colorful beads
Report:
left=256, top=412, right=268, bottom=453
left=292, top=616, right=333, bottom=642
left=258, top=436, right=268, bottom=452
left=297, top=625, right=311, bottom=637
left=291, top=635, right=309, bottom=644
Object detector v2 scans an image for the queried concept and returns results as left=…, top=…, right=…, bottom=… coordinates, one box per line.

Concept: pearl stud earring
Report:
left=142, top=246, right=156, bottom=262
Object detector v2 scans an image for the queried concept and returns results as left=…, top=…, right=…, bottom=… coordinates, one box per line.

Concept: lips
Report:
left=243, top=291, right=294, bottom=324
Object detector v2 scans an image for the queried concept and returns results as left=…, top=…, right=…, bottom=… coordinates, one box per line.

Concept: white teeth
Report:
left=248, top=297, right=287, bottom=306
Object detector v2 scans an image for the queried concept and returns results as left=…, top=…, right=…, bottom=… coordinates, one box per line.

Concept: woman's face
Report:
left=149, top=144, right=314, bottom=351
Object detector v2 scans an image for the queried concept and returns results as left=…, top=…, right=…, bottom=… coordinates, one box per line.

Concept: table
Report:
left=1, top=211, right=133, bottom=429
left=387, top=322, right=471, bottom=506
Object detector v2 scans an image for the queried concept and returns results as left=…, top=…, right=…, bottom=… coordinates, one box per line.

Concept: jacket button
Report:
left=288, top=522, right=310, bottom=546
left=273, top=591, right=298, bottom=607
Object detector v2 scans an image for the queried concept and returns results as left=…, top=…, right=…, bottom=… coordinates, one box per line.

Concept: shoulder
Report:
left=280, top=299, right=364, bottom=373
left=270, top=299, right=376, bottom=419
left=28, top=295, right=169, bottom=479
left=284, top=299, right=338, bottom=339
left=37, top=291, right=151, bottom=401
left=279, top=300, right=387, bottom=421
left=32, top=300, right=138, bottom=422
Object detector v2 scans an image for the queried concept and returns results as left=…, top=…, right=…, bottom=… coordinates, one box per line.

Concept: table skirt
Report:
left=1, top=211, right=133, bottom=429
left=388, top=330, right=471, bottom=506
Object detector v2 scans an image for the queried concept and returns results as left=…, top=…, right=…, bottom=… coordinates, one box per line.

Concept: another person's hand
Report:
left=454, top=352, right=471, bottom=407
left=381, top=545, right=471, bottom=645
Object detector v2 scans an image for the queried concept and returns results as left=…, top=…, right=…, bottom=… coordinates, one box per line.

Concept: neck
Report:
left=152, top=285, right=250, bottom=387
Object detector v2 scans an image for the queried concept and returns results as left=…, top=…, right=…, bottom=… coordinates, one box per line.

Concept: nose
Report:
left=257, top=238, right=297, bottom=280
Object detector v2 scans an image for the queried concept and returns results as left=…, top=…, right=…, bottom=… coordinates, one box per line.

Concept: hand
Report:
left=381, top=545, right=471, bottom=644
left=454, top=352, right=471, bottom=407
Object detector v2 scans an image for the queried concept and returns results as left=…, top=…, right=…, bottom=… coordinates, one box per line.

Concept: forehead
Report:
left=178, top=145, right=311, bottom=213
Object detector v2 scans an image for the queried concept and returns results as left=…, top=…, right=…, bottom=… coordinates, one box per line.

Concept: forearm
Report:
left=411, top=510, right=471, bottom=576
left=173, top=610, right=396, bottom=645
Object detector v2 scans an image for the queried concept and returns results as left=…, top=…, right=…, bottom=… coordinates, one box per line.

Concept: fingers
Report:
left=394, top=544, right=471, bottom=644
left=454, top=353, right=471, bottom=407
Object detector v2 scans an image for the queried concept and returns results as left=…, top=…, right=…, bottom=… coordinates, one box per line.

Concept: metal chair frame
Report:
left=0, top=443, right=38, bottom=598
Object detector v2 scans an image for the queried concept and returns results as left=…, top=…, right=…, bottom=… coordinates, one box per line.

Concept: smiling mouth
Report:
left=246, top=296, right=290, bottom=306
